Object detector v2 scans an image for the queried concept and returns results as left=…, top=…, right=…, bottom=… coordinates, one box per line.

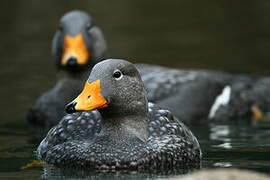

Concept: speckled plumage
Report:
left=37, top=59, right=201, bottom=170
left=37, top=103, right=201, bottom=170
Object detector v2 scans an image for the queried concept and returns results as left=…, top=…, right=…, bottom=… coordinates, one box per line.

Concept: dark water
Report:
left=1, top=0, right=270, bottom=179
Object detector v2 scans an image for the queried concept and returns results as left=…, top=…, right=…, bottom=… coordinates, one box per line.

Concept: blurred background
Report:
left=1, top=0, right=270, bottom=123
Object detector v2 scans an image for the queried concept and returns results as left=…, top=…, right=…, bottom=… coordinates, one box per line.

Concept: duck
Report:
left=37, top=59, right=202, bottom=170
left=136, top=64, right=234, bottom=124
left=27, top=10, right=107, bottom=129
left=28, top=10, right=235, bottom=129
left=207, top=76, right=270, bottom=122
left=28, top=10, right=270, bottom=128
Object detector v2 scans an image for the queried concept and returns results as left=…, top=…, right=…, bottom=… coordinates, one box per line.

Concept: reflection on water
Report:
left=198, top=121, right=270, bottom=173
left=40, top=166, right=195, bottom=180
left=210, top=125, right=230, bottom=142
left=1, top=0, right=270, bottom=179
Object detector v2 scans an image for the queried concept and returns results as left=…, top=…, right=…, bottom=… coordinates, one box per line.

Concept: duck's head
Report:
left=52, top=10, right=106, bottom=72
left=65, top=59, right=148, bottom=117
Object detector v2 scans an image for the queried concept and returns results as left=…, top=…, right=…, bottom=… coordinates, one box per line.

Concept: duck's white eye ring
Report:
left=113, top=70, right=123, bottom=80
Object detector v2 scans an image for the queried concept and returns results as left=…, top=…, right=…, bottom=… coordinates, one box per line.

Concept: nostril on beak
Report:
left=66, top=56, right=78, bottom=67
left=65, top=101, right=77, bottom=114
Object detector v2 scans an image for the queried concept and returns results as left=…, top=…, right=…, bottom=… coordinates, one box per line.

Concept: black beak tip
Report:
left=66, top=56, right=78, bottom=67
left=65, top=101, right=77, bottom=114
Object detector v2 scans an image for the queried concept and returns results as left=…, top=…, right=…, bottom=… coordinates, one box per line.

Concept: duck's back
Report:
left=136, top=64, right=233, bottom=124
left=209, top=76, right=270, bottom=121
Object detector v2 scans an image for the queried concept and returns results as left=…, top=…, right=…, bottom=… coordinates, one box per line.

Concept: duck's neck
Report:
left=99, top=114, right=149, bottom=143
left=54, top=70, right=90, bottom=94
left=56, top=70, right=89, bottom=82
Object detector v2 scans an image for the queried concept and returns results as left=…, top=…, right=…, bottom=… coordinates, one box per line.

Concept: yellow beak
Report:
left=61, top=33, right=90, bottom=66
left=72, top=80, right=108, bottom=111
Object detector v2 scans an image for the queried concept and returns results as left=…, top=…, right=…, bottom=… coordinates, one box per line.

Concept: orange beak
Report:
left=61, top=33, right=90, bottom=66
left=72, top=80, right=108, bottom=111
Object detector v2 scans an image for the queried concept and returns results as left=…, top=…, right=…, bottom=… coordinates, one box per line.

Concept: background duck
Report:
left=136, top=64, right=235, bottom=124
left=37, top=59, right=201, bottom=170
left=28, top=10, right=237, bottom=130
left=27, top=10, right=107, bottom=129
left=208, top=76, right=270, bottom=122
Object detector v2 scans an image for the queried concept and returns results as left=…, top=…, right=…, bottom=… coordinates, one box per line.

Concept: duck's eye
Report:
left=113, top=70, right=122, bottom=80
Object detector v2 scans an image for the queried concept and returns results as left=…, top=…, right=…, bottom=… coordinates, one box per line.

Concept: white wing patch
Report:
left=208, top=86, right=231, bottom=119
